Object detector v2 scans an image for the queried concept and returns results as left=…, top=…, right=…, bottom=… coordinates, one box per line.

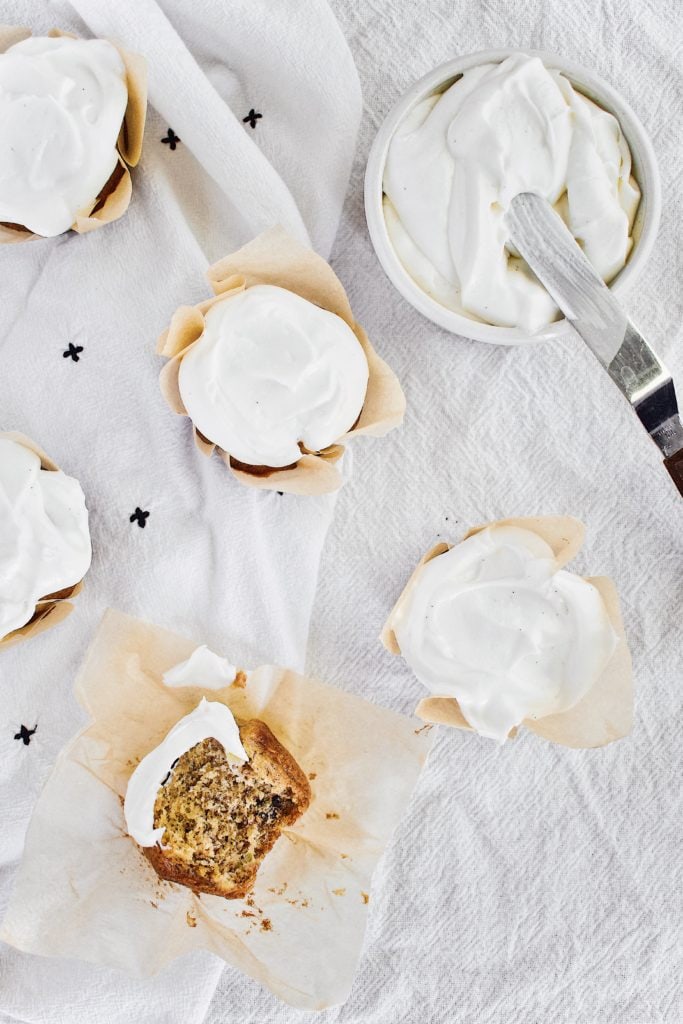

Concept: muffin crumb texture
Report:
left=145, top=721, right=310, bottom=898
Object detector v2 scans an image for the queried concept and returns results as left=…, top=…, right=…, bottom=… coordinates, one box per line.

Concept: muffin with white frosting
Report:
left=0, top=432, right=91, bottom=647
left=382, top=516, right=633, bottom=747
left=124, top=698, right=311, bottom=898
left=0, top=26, right=146, bottom=242
left=158, top=227, right=406, bottom=494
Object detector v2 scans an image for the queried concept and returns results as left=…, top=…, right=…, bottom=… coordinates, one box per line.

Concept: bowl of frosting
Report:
left=365, top=50, right=661, bottom=344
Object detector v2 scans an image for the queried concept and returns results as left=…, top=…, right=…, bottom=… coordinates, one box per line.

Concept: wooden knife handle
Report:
left=664, top=449, right=683, bottom=497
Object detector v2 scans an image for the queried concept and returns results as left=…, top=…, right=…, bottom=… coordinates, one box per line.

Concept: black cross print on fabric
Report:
left=130, top=507, right=150, bottom=528
left=14, top=724, right=37, bottom=745
left=242, top=109, right=262, bottom=129
left=161, top=128, right=181, bottom=150
left=63, top=343, right=83, bottom=362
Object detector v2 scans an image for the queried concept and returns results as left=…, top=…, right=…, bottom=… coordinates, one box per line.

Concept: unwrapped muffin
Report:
left=125, top=698, right=311, bottom=899
left=0, top=611, right=432, bottom=1009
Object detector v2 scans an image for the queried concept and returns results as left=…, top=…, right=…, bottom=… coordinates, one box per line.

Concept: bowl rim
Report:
left=364, top=48, right=662, bottom=345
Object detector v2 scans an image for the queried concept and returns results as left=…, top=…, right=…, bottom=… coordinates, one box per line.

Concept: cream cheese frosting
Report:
left=177, top=284, right=369, bottom=467
left=0, top=438, right=91, bottom=640
left=124, top=699, right=248, bottom=847
left=383, top=54, right=640, bottom=332
left=0, top=35, right=128, bottom=236
left=392, top=525, right=617, bottom=742
left=163, top=645, right=238, bottom=689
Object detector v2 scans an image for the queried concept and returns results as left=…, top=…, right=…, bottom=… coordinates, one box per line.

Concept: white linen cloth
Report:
left=297, top=4, right=682, bottom=1024
left=0, top=0, right=360, bottom=1021
left=2, top=3, right=683, bottom=1024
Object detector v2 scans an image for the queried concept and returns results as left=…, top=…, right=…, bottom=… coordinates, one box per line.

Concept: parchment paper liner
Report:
left=381, top=516, right=633, bottom=749
left=0, top=26, right=147, bottom=243
left=157, top=227, right=406, bottom=495
left=0, top=431, right=88, bottom=650
left=1, top=610, right=431, bottom=1009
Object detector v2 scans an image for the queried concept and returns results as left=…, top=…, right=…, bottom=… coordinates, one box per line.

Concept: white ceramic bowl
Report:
left=364, top=49, right=662, bottom=345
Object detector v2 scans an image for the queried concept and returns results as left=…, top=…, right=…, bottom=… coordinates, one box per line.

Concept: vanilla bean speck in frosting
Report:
left=392, top=525, right=617, bottom=742
left=178, top=284, right=369, bottom=468
left=0, top=35, right=128, bottom=236
left=0, top=437, right=91, bottom=639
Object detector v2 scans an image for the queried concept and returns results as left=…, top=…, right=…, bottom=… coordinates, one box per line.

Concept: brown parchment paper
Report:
left=381, top=516, right=633, bottom=749
left=0, top=26, right=147, bottom=244
left=0, top=431, right=87, bottom=650
left=1, top=610, right=432, bottom=1009
left=157, top=227, right=406, bottom=495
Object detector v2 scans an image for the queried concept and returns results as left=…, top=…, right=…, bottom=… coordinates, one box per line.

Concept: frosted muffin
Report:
left=158, top=228, right=406, bottom=494
left=0, top=28, right=146, bottom=240
left=178, top=284, right=369, bottom=471
left=124, top=699, right=311, bottom=898
left=0, top=433, right=91, bottom=646
left=382, top=516, right=633, bottom=747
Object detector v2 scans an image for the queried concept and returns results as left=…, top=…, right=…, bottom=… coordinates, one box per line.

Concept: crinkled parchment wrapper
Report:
left=382, top=516, right=634, bottom=749
left=1, top=610, right=431, bottom=1009
left=157, top=227, right=406, bottom=495
left=0, top=25, right=147, bottom=243
left=0, top=431, right=87, bottom=650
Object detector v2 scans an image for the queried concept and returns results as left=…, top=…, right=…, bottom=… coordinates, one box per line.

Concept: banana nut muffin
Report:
left=144, top=719, right=311, bottom=898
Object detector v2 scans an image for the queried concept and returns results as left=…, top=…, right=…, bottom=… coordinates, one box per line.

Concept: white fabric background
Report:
left=1, top=1, right=682, bottom=1023
left=298, top=3, right=682, bottom=1023
left=0, top=0, right=360, bottom=1020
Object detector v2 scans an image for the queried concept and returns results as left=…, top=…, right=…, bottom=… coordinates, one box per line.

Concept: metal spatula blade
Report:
left=506, top=192, right=683, bottom=496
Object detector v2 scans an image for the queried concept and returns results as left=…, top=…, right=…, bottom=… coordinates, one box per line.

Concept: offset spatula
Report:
left=506, top=192, right=683, bottom=497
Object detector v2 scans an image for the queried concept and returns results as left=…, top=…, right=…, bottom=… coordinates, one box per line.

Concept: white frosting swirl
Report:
left=124, top=698, right=248, bottom=847
left=0, top=438, right=91, bottom=640
left=392, top=525, right=617, bottom=742
left=177, top=285, right=369, bottom=467
left=0, top=35, right=128, bottom=236
left=163, top=645, right=238, bottom=689
left=383, top=54, right=640, bottom=332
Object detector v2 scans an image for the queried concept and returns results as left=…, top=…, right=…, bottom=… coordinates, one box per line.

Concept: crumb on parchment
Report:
left=267, top=882, right=288, bottom=896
